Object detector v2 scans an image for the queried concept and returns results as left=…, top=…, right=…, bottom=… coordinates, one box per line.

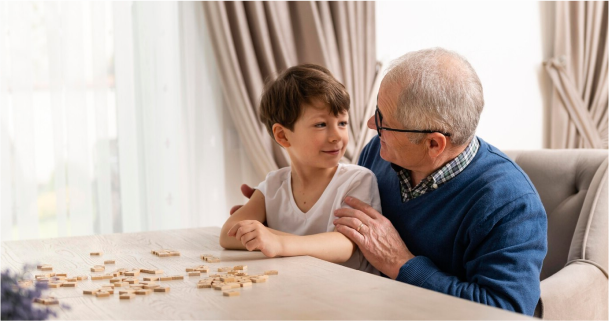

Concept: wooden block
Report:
left=171, top=275, right=184, bottom=280
left=129, top=285, right=143, bottom=290
left=264, top=270, right=278, bottom=275
left=49, top=282, right=63, bottom=288
left=102, top=274, right=113, bottom=279
left=228, top=283, right=240, bottom=289
left=135, top=289, right=152, bottom=295
left=158, top=253, right=170, bottom=257
left=236, top=272, right=248, bottom=277
left=66, top=277, right=77, bottom=282
left=100, top=288, right=114, bottom=294
left=169, top=252, right=180, bottom=256
left=54, top=273, right=67, bottom=277
left=160, top=276, right=173, bottom=281
left=220, top=277, right=235, bottom=282
left=118, top=289, right=135, bottom=295
left=35, top=274, right=51, bottom=279
left=251, top=278, right=266, bottom=283
left=95, top=291, right=110, bottom=297
left=188, top=272, right=201, bottom=277
left=109, top=277, right=123, bottom=283
left=185, top=268, right=195, bottom=272
left=83, top=289, right=99, bottom=295
left=240, top=281, right=252, bottom=287
left=104, top=260, right=115, bottom=265
left=91, top=275, right=104, bottom=280
left=61, top=282, right=76, bottom=287
left=76, top=275, right=88, bottom=281
left=197, top=283, right=212, bottom=288
left=42, top=298, right=59, bottom=305
left=217, top=267, right=232, bottom=272
left=223, top=291, right=240, bottom=297
left=39, top=265, right=53, bottom=271
left=90, top=252, right=103, bottom=256
left=234, top=265, right=247, bottom=271
left=125, top=278, right=139, bottom=284
left=124, top=271, right=140, bottom=276
left=154, top=287, right=170, bottom=292
left=90, top=267, right=104, bottom=272
left=120, top=293, right=135, bottom=300
left=143, top=284, right=160, bottom=289
left=216, top=285, right=232, bottom=291
left=143, top=277, right=160, bottom=281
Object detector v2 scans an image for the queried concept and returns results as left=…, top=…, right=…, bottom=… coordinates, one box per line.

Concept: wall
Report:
left=377, top=1, right=555, bottom=150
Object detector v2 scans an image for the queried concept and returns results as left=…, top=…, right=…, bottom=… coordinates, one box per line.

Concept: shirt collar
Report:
left=392, top=137, right=480, bottom=202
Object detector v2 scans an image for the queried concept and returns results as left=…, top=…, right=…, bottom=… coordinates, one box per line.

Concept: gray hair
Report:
left=383, top=48, right=484, bottom=146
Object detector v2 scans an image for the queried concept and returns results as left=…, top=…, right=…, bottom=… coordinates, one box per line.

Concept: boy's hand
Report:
left=229, top=184, right=255, bottom=215
left=227, top=220, right=282, bottom=258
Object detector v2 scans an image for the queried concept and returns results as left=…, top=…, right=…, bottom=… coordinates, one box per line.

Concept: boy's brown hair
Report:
left=259, top=64, right=350, bottom=141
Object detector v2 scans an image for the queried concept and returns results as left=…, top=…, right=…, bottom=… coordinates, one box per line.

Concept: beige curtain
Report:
left=544, top=1, right=608, bottom=149
left=202, top=1, right=382, bottom=178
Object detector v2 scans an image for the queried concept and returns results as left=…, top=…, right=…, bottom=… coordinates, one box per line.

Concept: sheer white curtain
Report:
left=0, top=1, right=258, bottom=241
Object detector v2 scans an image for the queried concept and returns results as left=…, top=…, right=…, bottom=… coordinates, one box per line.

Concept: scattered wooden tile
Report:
left=143, top=284, right=160, bottom=289
left=171, top=275, right=184, bottom=280
left=61, top=282, right=76, bottom=287
left=120, top=293, right=135, bottom=300
left=76, top=275, right=88, bottom=281
left=143, top=277, right=160, bottom=281
left=104, top=260, right=115, bottom=265
left=91, top=275, right=104, bottom=281
left=90, top=266, right=105, bottom=272
left=264, top=270, right=278, bottom=275
left=38, top=265, right=53, bottom=271
left=118, top=289, right=135, bottom=295
left=160, top=276, right=173, bottom=281
left=251, top=278, right=266, bottom=283
left=234, top=265, right=247, bottom=271
left=66, top=277, right=77, bottom=282
left=240, top=281, right=252, bottom=287
left=90, top=252, right=103, bottom=256
left=154, top=287, right=170, bottom=292
left=95, top=291, right=110, bottom=297
left=48, top=282, right=63, bottom=288
left=83, top=289, right=99, bottom=295
left=223, top=290, right=240, bottom=297
left=135, top=289, right=152, bottom=295
left=188, top=272, right=201, bottom=277
left=197, top=283, right=212, bottom=288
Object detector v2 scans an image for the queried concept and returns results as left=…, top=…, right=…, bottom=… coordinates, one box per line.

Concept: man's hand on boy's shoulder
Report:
left=229, top=184, right=256, bottom=215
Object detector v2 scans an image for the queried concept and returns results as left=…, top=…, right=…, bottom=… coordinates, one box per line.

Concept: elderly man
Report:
left=333, top=48, right=547, bottom=316
left=231, top=48, right=547, bottom=316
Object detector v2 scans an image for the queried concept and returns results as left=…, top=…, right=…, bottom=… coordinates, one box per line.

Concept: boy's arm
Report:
left=219, top=189, right=266, bottom=250
left=277, top=231, right=355, bottom=263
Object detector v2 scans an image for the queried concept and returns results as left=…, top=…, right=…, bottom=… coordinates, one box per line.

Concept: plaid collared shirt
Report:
left=393, top=137, right=480, bottom=203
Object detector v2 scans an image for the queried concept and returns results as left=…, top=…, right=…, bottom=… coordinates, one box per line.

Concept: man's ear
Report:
left=426, top=132, right=447, bottom=158
left=272, top=123, right=291, bottom=148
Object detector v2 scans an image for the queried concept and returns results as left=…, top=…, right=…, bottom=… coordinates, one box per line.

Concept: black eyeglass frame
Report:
left=374, top=106, right=452, bottom=138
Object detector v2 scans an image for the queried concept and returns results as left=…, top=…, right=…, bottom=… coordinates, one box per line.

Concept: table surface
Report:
left=1, top=227, right=532, bottom=320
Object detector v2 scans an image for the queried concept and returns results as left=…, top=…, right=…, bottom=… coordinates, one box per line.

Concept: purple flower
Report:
left=1, top=264, right=69, bottom=320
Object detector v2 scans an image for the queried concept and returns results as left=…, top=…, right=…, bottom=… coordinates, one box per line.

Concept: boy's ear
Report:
left=272, top=124, right=291, bottom=148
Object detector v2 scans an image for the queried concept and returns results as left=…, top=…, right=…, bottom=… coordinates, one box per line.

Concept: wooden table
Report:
left=1, top=227, right=532, bottom=320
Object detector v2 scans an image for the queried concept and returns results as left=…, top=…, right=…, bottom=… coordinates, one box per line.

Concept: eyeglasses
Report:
left=374, top=106, right=451, bottom=138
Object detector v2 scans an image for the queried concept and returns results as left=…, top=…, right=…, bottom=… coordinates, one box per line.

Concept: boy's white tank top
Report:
left=256, top=163, right=381, bottom=274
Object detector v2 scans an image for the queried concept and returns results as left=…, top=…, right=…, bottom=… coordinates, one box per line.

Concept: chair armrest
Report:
left=540, top=262, right=608, bottom=320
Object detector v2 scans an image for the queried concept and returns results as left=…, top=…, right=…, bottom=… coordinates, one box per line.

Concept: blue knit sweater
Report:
left=358, top=136, right=547, bottom=316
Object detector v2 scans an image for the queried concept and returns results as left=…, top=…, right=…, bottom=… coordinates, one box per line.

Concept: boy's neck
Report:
left=290, top=162, right=338, bottom=188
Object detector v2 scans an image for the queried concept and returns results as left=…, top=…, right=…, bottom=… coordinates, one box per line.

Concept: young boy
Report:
left=219, top=64, right=381, bottom=273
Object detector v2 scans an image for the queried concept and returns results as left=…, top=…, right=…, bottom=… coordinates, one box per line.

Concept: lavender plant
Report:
left=1, top=264, right=62, bottom=320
